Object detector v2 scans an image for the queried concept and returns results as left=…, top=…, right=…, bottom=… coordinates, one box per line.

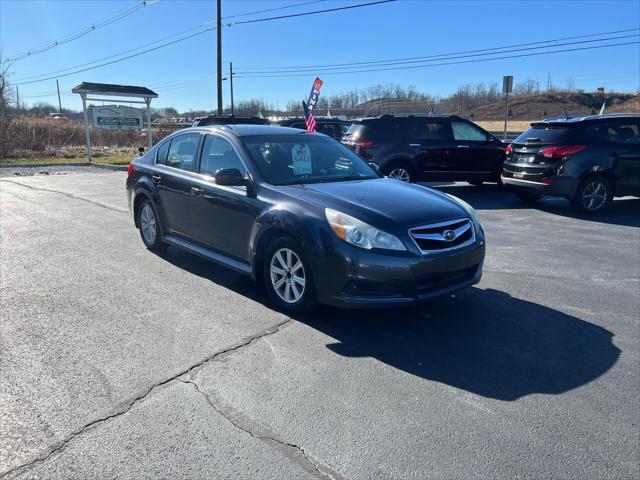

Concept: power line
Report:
left=233, top=41, right=640, bottom=78
left=234, top=28, right=640, bottom=72
left=226, top=0, right=395, bottom=26
left=222, top=0, right=327, bottom=20
left=234, top=34, right=639, bottom=75
left=10, top=0, right=394, bottom=86
left=5, top=0, right=158, bottom=64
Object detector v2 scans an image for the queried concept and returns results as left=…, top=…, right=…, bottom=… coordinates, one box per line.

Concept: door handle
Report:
left=457, top=145, right=470, bottom=148
left=408, top=143, right=421, bottom=147
left=151, top=174, right=162, bottom=183
left=191, top=186, right=204, bottom=195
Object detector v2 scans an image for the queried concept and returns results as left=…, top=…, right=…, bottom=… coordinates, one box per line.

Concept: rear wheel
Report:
left=263, top=237, right=317, bottom=313
left=383, top=160, right=415, bottom=183
left=571, top=175, right=613, bottom=213
left=515, top=191, right=542, bottom=203
left=137, top=200, right=165, bottom=251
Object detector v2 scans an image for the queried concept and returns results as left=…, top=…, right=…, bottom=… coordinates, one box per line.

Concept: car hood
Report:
left=276, top=178, right=469, bottom=231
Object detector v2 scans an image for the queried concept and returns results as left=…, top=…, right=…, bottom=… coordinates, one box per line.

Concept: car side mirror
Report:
left=215, top=168, right=249, bottom=187
left=138, top=146, right=145, bottom=155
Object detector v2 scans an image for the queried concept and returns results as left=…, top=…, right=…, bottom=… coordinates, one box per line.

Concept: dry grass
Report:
left=476, top=120, right=533, bottom=132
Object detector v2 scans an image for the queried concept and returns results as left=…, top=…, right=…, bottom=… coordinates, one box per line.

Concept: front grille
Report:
left=409, top=218, right=475, bottom=254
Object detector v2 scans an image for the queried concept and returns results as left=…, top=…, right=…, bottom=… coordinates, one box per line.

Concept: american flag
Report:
left=303, top=77, right=323, bottom=133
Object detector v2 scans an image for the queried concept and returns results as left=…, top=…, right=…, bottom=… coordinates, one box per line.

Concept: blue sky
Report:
left=1, top=0, right=639, bottom=112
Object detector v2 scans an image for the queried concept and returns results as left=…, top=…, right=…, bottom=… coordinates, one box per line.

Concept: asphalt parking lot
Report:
left=1, top=170, right=638, bottom=479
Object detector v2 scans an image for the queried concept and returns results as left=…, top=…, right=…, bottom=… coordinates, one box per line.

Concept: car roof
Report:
left=190, top=124, right=315, bottom=136
left=356, top=113, right=461, bottom=122
left=540, top=113, right=640, bottom=124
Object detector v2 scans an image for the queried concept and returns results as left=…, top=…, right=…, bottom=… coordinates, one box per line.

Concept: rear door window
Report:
left=156, top=140, right=171, bottom=165
left=451, top=121, right=487, bottom=141
left=410, top=120, right=453, bottom=141
left=587, top=122, right=640, bottom=144
left=166, top=133, right=200, bottom=171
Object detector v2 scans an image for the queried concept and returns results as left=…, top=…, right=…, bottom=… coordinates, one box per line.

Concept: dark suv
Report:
left=126, top=125, right=485, bottom=312
left=502, top=114, right=640, bottom=213
left=275, top=118, right=351, bottom=141
left=341, top=114, right=506, bottom=184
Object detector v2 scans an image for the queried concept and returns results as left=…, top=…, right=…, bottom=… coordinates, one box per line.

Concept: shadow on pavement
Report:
left=425, top=182, right=640, bottom=228
left=156, top=248, right=620, bottom=401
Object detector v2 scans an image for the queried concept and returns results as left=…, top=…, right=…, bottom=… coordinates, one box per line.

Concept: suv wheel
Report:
left=138, top=200, right=165, bottom=251
left=264, top=237, right=317, bottom=313
left=383, top=161, right=415, bottom=183
left=571, top=175, right=613, bottom=213
left=515, top=191, right=542, bottom=203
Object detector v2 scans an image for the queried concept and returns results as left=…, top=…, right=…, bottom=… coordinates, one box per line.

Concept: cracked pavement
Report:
left=1, top=171, right=639, bottom=479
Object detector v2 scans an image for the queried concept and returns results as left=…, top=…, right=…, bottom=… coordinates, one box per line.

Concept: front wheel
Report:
left=571, top=175, right=613, bottom=213
left=382, top=161, right=415, bottom=183
left=263, top=237, right=318, bottom=314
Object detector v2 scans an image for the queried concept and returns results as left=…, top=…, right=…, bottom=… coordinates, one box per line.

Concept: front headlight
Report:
left=325, top=209, right=406, bottom=251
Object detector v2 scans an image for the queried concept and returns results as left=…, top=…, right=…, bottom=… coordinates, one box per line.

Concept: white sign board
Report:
left=92, top=105, right=143, bottom=131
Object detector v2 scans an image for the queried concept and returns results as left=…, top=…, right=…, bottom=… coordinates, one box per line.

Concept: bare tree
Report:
left=0, top=52, right=15, bottom=160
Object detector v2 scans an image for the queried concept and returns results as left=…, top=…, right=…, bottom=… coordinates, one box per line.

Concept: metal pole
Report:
left=16, top=85, right=19, bottom=111
left=503, top=90, right=509, bottom=142
left=56, top=79, right=62, bottom=112
left=81, top=93, right=93, bottom=161
left=216, top=0, right=223, bottom=116
left=229, top=61, right=234, bottom=116
left=145, top=98, right=153, bottom=148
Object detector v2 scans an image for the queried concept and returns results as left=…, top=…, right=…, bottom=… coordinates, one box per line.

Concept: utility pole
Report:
left=229, top=61, right=234, bottom=116
left=502, top=75, right=513, bottom=142
left=56, top=79, right=63, bottom=112
left=216, top=0, right=223, bottom=116
left=16, top=85, right=19, bottom=112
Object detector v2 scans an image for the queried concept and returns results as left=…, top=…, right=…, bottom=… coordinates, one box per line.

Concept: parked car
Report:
left=127, top=125, right=485, bottom=312
left=502, top=113, right=640, bottom=213
left=341, top=114, right=506, bottom=185
left=275, top=118, right=352, bottom=141
left=192, top=115, right=270, bottom=127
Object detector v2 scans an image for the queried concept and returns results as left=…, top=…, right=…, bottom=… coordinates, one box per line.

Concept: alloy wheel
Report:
left=582, top=180, right=608, bottom=211
left=388, top=168, right=411, bottom=182
left=270, top=248, right=306, bottom=304
left=140, top=204, right=157, bottom=244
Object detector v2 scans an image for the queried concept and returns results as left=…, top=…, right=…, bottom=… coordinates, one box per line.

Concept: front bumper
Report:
left=311, top=233, right=485, bottom=309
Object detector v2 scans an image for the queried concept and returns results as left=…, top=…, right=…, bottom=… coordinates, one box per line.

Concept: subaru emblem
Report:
left=442, top=229, right=457, bottom=241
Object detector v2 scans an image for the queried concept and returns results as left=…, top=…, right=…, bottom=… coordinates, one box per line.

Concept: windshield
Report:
left=513, top=125, right=574, bottom=144
left=241, top=134, right=379, bottom=185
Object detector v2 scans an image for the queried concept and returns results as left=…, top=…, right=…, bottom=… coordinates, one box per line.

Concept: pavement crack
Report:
left=0, top=179, right=128, bottom=214
left=1, top=318, right=292, bottom=479
left=180, top=378, right=346, bottom=480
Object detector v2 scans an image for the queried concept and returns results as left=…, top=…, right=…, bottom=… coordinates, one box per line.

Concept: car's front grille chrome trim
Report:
left=409, top=218, right=475, bottom=255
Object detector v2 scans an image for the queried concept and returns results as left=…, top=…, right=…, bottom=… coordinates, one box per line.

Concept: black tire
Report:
left=382, top=160, right=416, bottom=183
left=515, top=191, right=542, bottom=203
left=468, top=180, right=484, bottom=186
left=570, top=175, right=613, bottom=213
left=137, top=199, right=165, bottom=251
left=263, top=237, right=318, bottom=314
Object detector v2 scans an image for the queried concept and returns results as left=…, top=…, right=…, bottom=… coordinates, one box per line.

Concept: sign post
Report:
left=503, top=75, right=513, bottom=142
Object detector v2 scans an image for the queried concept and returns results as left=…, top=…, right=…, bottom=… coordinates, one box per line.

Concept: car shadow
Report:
left=422, top=182, right=640, bottom=228
left=155, top=248, right=620, bottom=401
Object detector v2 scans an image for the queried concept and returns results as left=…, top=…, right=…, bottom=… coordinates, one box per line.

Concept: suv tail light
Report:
left=354, top=139, right=374, bottom=155
left=505, top=144, right=512, bottom=155
left=127, top=162, right=134, bottom=176
left=541, top=145, right=586, bottom=159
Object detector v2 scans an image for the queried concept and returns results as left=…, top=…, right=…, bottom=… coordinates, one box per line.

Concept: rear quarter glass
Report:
left=513, top=126, right=574, bottom=144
